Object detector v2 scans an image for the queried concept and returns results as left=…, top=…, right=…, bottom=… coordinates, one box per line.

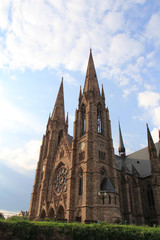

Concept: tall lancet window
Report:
left=97, top=103, right=102, bottom=134
left=58, top=130, right=63, bottom=145
left=81, top=104, right=86, bottom=136
left=79, top=169, right=83, bottom=196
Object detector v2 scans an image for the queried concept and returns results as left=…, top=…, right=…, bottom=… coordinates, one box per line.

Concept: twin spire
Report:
left=51, top=49, right=101, bottom=126
left=50, top=51, right=159, bottom=165
left=83, top=49, right=100, bottom=96
left=51, top=78, right=65, bottom=122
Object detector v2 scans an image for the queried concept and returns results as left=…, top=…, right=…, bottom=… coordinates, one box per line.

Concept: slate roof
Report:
left=101, top=178, right=117, bottom=193
left=67, top=134, right=73, bottom=146
left=115, top=141, right=160, bottom=178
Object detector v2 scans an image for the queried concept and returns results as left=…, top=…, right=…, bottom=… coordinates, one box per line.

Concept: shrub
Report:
left=0, top=212, right=5, bottom=219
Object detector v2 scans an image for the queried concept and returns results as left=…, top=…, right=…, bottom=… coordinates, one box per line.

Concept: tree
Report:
left=0, top=212, right=5, bottom=219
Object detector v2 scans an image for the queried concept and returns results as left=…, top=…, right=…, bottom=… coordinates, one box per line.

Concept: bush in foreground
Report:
left=0, top=219, right=160, bottom=240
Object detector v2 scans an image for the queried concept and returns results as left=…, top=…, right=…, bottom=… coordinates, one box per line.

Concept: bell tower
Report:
left=70, top=50, right=121, bottom=223
left=29, top=79, right=66, bottom=219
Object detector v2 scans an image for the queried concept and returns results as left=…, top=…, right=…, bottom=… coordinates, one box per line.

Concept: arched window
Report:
left=109, top=195, right=111, bottom=204
left=79, top=170, right=83, bottom=195
left=81, top=104, right=86, bottom=136
left=115, top=196, right=117, bottom=205
left=97, top=103, right=102, bottom=134
left=58, top=130, right=63, bottom=144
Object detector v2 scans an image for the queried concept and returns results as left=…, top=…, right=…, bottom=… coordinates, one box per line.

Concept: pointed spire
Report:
left=65, top=112, right=68, bottom=133
left=83, top=49, right=100, bottom=96
left=146, top=124, right=157, bottom=158
left=79, top=86, right=82, bottom=102
left=118, top=122, right=126, bottom=158
left=51, top=78, right=65, bottom=122
left=101, top=84, right=105, bottom=99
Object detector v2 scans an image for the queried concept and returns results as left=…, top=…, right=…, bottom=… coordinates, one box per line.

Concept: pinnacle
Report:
left=101, top=84, right=105, bottom=98
left=51, top=78, right=65, bottom=122
left=146, top=124, right=157, bottom=157
left=118, top=122, right=125, bottom=157
left=83, top=50, right=100, bottom=95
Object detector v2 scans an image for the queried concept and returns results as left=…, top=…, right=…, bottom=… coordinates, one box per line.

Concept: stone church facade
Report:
left=29, top=50, right=160, bottom=225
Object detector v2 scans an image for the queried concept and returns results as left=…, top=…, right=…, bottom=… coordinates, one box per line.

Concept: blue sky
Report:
left=0, top=0, right=160, bottom=214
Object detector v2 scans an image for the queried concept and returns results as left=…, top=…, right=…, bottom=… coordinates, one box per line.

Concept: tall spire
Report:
left=146, top=124, right=157, bottom=158
left=79, top=86, right=82, bottom=102
left=83, top=49, right=100, bottom=96
left=118, top=122, right=126, bottom=158
left=51, top=78, right=65, bottom=122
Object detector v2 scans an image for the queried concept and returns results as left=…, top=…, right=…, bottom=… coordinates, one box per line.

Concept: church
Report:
left=29, top=50, right=160, bottom=225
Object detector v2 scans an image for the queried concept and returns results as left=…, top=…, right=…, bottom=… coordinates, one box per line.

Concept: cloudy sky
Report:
left=0, top=0, right=160, bottom=214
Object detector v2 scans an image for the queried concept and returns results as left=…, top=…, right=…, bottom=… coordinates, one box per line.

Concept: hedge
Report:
left=0, top=218, right=160, bottom=240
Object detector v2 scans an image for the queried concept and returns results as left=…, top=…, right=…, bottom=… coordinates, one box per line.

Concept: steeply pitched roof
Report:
left=67, top=134, right=73, bottom=146
left=115, top=142, right=160, bottom=178
left=101, top=178, right=117, bottom=193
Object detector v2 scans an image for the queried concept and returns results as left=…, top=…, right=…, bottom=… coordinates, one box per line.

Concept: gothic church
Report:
left=29, top=50, right=160, bottom=225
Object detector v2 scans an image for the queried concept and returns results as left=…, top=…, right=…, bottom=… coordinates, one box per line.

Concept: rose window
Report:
left=55, top=167, right=68, bottom=193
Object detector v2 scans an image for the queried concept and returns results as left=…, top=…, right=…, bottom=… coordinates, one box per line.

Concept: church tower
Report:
left=29, top=79, right=67, bottom=219
left=29, top=50, right=122, bottom=223
left=67, top=50, right=121, bottom=223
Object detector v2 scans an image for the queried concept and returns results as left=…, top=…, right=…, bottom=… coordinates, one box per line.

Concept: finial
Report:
left=101, top=84, right=105, bottom=98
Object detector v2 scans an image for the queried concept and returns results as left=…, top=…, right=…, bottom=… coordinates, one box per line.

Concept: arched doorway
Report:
left=75, top=209, right=82, bottom=222
left=48, top=208, right=55, bottom=220
left=40, top=209, right=46, bottom=219
left=57, top=205, right=65, bottom=220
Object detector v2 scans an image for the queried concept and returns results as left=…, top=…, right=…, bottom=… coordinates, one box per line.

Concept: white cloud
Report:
left=108, top=33, right=143, bottom=66
left=0, top=0, right=11, bottom=30
left=103, top=11, right=124, bottom=33
left=0, top=0, right=148, bottom=73
left=146, top=12, right=160, bottom=46
left=10, top=75, right=17, bottom=81
left=144, top=83, right=155, bottom=91
left=152, top=106, right=160, bottom=126
left=137, top=91, right=160, bottom=130
left=151, top=128, right=160, bottom=143
left=0, top=97, right=43, bottom=133
left=0, top=209, right=19, bottom=219
left=0, top=139, right=41, bottom=174
left=138, top=91, right=160, bottom=109
left=123, top=85, right=138, bottom=98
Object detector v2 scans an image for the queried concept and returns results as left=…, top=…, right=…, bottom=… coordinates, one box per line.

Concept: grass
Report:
left=0, top=217, right=160, bottom=240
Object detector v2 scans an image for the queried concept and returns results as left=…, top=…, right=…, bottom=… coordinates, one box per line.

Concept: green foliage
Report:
left=0, top=212, right=5, bottom=219
left=0, top=219, right=160, bottom=240
left=7, top=215, right=28, bottom=221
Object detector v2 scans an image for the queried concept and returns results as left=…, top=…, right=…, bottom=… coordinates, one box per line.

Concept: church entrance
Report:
left=48, top=208, right=55, bottom=220
left=57, top=205, right=65, bottom=220
left=75, top=209, right=82, bottom=222
left=40, top=209, right=46, bottom=219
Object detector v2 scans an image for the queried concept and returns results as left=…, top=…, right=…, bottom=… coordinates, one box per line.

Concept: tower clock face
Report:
left=80, top=142, right=85, bottom=151
left=54, top=167, right=68, bottom=194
